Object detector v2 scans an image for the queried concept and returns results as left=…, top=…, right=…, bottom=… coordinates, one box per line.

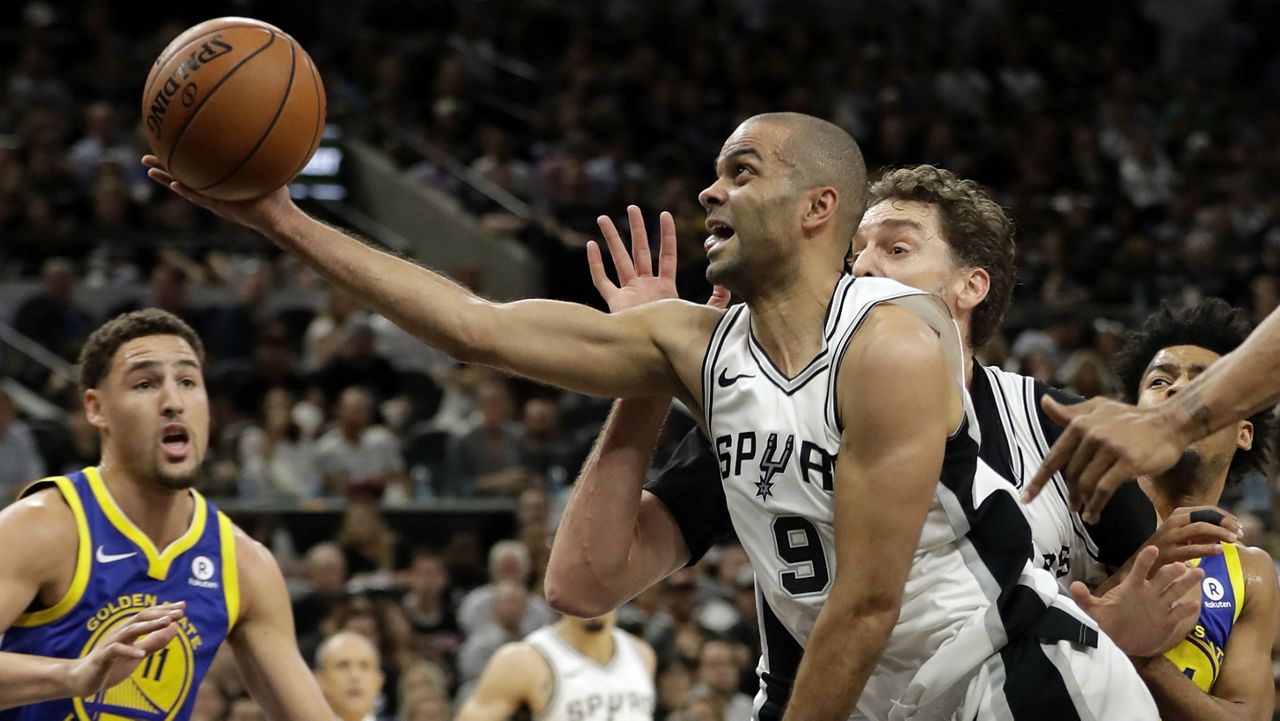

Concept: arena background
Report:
left=2, top=1, right=1280, bottom=719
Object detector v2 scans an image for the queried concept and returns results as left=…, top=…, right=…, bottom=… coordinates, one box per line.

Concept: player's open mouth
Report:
left=705, top=219, right=735, bottom=254
left=161, top=423, right=191, bottom=461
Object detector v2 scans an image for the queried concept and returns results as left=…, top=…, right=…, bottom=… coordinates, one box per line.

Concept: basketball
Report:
left=141, top=17, right=326, bottom=201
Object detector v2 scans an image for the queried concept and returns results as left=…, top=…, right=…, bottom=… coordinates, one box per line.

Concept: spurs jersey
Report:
left=1164, top=542, right=1245, bottom=693
left=523, top=626, right=655, bottom=721
left=970, top=366, right=1155, bottom=587
left=701, top=276, right=1142, bottom=721
left=0, top=467, right=238, bottom=721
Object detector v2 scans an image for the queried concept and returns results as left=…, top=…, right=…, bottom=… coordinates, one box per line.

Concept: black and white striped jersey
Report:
left=676, top=274, right=1099, bottom=721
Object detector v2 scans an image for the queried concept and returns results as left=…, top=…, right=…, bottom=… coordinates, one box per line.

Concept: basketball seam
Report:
left=282, top=51, right=326, bottom=184
left=165, top=29, right=277, bottom=171
left=195, top=33, right=298, bottom=192
left=142, top=24, right=270, bottom=106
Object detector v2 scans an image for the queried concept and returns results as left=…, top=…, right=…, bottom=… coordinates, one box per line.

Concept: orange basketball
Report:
left=141, top=17, right=326, bottom=201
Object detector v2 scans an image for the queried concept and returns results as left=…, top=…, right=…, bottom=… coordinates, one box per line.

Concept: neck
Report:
left=746, top=270, right=842, bottom=376
left=555, top=621, right=615, bottom=664
left=95, top=458, right=194, bottom=549
left=1140, top=470, right=1227, bottom=520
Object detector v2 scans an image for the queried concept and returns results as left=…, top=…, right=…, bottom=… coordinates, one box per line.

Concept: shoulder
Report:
left=843, top=304, right=947, bottom=373
left=634, top=299, right=724, bottom=341
left=1236, top=544, right=1277, bottom=606
left=0, top=484, right=79, bottom=586
left=226, top=521, right=288, bottom=615
left=625, top=632, right=657, bottom=673
left=486, top=641, right=552, bottom=683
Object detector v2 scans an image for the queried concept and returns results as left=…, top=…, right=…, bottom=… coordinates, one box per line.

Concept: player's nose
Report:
left=699, top=179, right=726, bottom=210
left=850, top=251, right=878, bottom=278
left=159, top=378, right=185, bottom=415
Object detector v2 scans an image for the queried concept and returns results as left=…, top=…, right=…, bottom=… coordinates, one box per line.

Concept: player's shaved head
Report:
left=747, top=112, right=868, bottom=239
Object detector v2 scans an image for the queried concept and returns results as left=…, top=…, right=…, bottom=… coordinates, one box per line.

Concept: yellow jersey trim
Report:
left=12, top=476, right=93, bottom=627
left=84, top=467, right=207, bottom=581
left=219, top=512, right=240, bottom=633
left=1223, top=542, right=1245, bottom=625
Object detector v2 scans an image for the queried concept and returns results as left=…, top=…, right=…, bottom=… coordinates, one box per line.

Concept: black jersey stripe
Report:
left=999, top=639, right=1085, bottom=721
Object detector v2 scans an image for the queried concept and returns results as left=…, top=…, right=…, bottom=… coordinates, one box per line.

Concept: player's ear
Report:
left=955, top=267, right=990, bottom=313
left=801, top=187, right=839, bottom=233
left=1236, top=419, right=1253, bottom=453
left=84, top=389, right=108, bottom=431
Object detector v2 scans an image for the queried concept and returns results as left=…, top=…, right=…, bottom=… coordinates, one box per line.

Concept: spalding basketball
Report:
left=142, top=17, right=326, bottom=201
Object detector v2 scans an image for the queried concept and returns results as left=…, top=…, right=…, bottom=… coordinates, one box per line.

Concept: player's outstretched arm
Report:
left=144, top=158, right=708, bottom=400
left=546, top=208, right=729, bottom=616
left=1026, top=305, right=1280, bottom=521
left=1132, top=546, right=1278, bottom=721
left=224, top=526, right=334, bottom=721
left=455, top=644, right=548, bottom=721
left=0, top=489, right=186, bottom=710
left=782, top=307, right=959, bottom=721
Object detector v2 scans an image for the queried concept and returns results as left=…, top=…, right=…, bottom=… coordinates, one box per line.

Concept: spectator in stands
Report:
left=294, top=541, right=350, bottom=658
left=0, top=387, right=45, bottom=500
left=311, top=318, right=402, bottom=406
left=444, top=376, right=528, bottom=496
left=402, top=692, right=450, bottom=721
left=237, top=386, right=320, bottom=501
left=456, top=540, right=555, bottom=637
left=304, top=288, right=365, bottom=372
left=514, top=486, right=552, bottom=592
left=57, top=400, right=99, bottom=473
left=316, top=631, right=392, bottom=721
left=205, top=265, right=272, bottom=361
left=316, top=386, right=410, bottom=502
left=338, top=499, right=405, bottom=578
left=112, top=262, right=208, bottom=338
left=401, top=548, right=461, bottom=665
left=645, top=570, right=707, bottom=669
left=229, top=323, right=306, bottom=419
left=690, top=639, right=752, bottom=721
left=518, top=395, right=576, bottom=489
left=11, top=257, right=91, bottom=367
left=455, top=579, right=529, bottom=696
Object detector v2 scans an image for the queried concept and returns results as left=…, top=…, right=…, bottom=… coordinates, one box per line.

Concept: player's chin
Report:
left=155, top=455, right=203, bottom=490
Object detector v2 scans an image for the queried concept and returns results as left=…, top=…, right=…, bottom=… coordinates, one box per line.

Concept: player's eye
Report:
left=891, top=245, right=909, bottom=255
left=180, top=378, right=198, bottom=388
left=736, top=165, right=752, bottom=178
left=1148, top=377, right=1169, bottom=388
left=133, top=379, right=154, bottom=390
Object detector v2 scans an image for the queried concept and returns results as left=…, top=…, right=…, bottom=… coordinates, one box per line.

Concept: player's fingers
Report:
left=141, top=154, right=164, bottom=170
left=596, top=215, right=636, bottom=283
left=1068, top=581, right=1095, bottom=612
left=133, top=622, right=181, bottom=655
left=1173, top=521, right=1238, bottom=545
left=1160, top=564, right=1203, bottom=600
left=586, top=241, right=618, bottom=300
left=1127, top=545, right=1159, bottom=582
left=657, top=211, right=678, bottom=280
left=707, top=285, right=731, bottom=309
left=627, top=205, right=653, bottom=276
left=1023, top=424, right=1080, bottom=503
left=1040, top=394, right=1085, bottom=425
left=1069, top=443, right=1113, bottom=516
left=1160, top=543, right=1224, bottom=565
left=146, top=166, right=176, bottom=186
left=106, top=641, right=147, bottom=661
left=1080, top=459, right=1131, bottom=525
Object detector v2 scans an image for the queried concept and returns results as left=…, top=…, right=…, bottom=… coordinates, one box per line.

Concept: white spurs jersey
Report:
left=524, top=626, right=655, bottom=721
left=701, top=276, right=1097, bottom=721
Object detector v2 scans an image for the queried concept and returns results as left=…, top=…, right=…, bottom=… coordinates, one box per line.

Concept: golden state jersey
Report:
left=0, top=467, right=240, bottom=721
left=1164, top=542, right=1245, bottom=693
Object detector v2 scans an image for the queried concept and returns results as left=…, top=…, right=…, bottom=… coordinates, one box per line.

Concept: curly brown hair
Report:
left=868, top=165, right=1016, bottom=349
left=78, top=309, right=205, bottom=393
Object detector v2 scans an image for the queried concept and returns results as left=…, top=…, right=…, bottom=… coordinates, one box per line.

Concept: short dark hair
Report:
left=78, top=309, right=205, bottom=393
left=750, top=112, right=868, bottom=240
left=1112, top=299, right=1273, bottom=484
left=868, top=165, right=1016, bottom=349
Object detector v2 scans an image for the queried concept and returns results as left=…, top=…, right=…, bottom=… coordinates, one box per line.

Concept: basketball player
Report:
left=549, top=165, right=1207, bottom=677
left=1027, top=286, right=1280, bottom=522
left=1109, top=300, right=1277, bottom=720
left=144, top=112, right=1156, bottom=720
left=455, top=611, right=656, bottom=721
left=0, top=309, right=333, bottom=720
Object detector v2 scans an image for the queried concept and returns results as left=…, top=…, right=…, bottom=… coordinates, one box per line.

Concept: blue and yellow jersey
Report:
left=0, top=467, right=240, bottom=721
left=1163, top=542, right=1245, bottom=694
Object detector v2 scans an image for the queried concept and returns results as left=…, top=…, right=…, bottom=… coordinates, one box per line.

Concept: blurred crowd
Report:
left=4, top=0, right=1280, bottom=719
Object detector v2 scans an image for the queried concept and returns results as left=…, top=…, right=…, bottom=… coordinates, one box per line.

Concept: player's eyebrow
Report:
left=124, top=358, right=202, bottom=374
left=715, top=147, right=764, bottom=173
left=1145, top=361, right=1208, bottom=378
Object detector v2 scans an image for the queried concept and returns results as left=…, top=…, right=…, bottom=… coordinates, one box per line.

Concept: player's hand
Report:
left=142, top=155, right=297, bottom=236
left=1022, top=395, right=1187, bottom=523
left=65, top=602, right=185, bottom=697
left=587, top=205, right=729, bottom=314
left=1071, top=546, right=1202, bottom=657
left=1136, top=506, right=1241, bottom=570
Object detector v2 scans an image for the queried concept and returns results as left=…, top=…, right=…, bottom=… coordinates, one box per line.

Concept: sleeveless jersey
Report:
left=1164, top=542, right=1245, bottom=693
left=702, top=275, right=1096, bottom=721
left=0, top=467, right=240, bottom=721
left=523, top=626, right=655, bottom=721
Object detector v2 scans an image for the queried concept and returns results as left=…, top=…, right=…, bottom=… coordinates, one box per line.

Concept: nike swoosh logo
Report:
left=96, top=546, right=138, bottom=564
left=718, top=369, right=756, bottom=388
